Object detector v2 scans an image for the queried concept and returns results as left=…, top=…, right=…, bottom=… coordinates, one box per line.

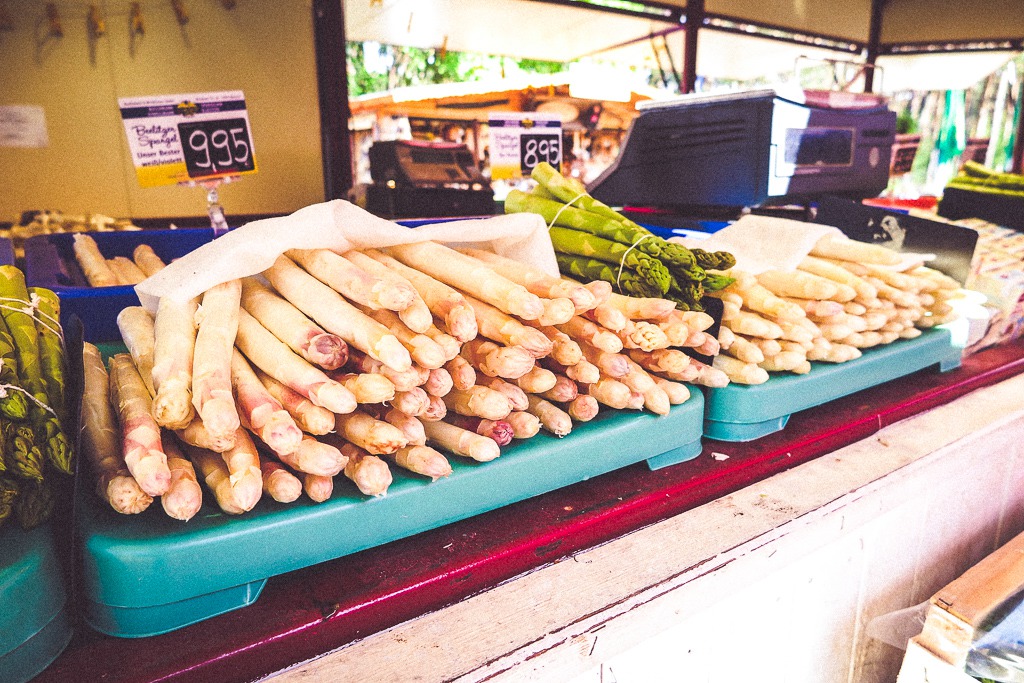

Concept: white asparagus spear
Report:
left=231, top=349, right=303, bottom=456
left=386, top=445, right=452, bottom=481
left=288, top=248, right=415, bottom=311
left=73, top=233, right=118, bottom=287
left=358, top=306, right=447, bottom=369
left=526, top=395, right=572, bottom=436
left=277, top=435, right=348, bottom=477
left=422, top=420, right=500, bottom=462
left=565, top=394, right=600, bottom=421
left=303, top=473, right=335, bottom=503
left=175, top=415, right=236, bottom=453
left=604, top=292, right=677, bottom=320
left=192, top=280, right=242, bottom=441
left=151, top=296, right=198, bottom=430
left=364, top=249, right=478, bottom=342
left=108, top=354, right=171, bottom=497
left=423, top=324, right=461, bottom=362
left=259, top=456, right=303, bottom=503
left=534, top=325, right=583, bottom=366
left=514, top=366, right=558, bottom=394
left=235, top=308, right=357, bottom=414
left=714, top=354, right=770, bottom=385
left=464, top=293, right=553, bottom=358
left=264, top=255, right=411, bottom=372
left=343, top=250, right=432, bottom=332
left=160, top=437, right=203, bottom=521
left=562, top=359, right=600, bottom=385
left=82, top=343, right=153, bottom=514
left=391, top=387, right=431, bottom=416
left=505, top=411, right=541, bottom=438
left=443, top=386, right=513, bottom=421
left=348, top=349, right=429, bottom=392
left=424, top=367, right=453, bottom=397
left=584, top=304, right=627, bottom=332
left=334, top=410, right=409, bottom=455
left=132, top=244, right=166, bottom=277
left=810, top=233, right=902, bottom=265
left=423, top=394, right=447, bottom=421
left=117, top=306, right=157, bottom=396
left=380, top=407, right=427, bottom=446
left=337, top=442, right=393, bottom=496
left=587, top=378, right=631, bottom=410
left=330, top=371, right=396, bottom=404
left=240, top=278, right=348, bottom=370
left=652, top=376, right=691, bottom=405
left=538, top=297, right=576, bottom=326
left=219, top=428, right=263, bottom=512
left=556, top=316, right=622, bottom=354
left=385, top=241, right=544, bottom=320
left=109, top=256, right=147, bottom=285
left=459, top=339, right=535, bottom=379
left=478, top=377, right=529, bottom=411
left=445, top=356, right=476, bottom=391
left=257, top=370, right=335, bottom=435
left=458, top=247, right=597, bottom=312
left=182, top=443, right=247, bottom=515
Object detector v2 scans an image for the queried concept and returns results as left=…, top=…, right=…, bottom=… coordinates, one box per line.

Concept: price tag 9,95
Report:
left=118, top=90, right=258, bottom=188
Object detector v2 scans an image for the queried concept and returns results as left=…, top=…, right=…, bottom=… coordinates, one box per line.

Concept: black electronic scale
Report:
left=365, top=139, right=495, bottom=219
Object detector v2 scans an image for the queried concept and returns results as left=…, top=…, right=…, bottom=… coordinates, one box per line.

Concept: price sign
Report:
left=489, top=113, right=562, bottom=181
left=520, top=133, right=562, bottom=174
left=118, top=90, right=258, bottom=188
left=178, top=118, right=255, bottom=177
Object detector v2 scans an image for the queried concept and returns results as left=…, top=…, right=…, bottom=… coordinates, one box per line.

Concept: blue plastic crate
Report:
left=78, top=395, right=704, bottom=638
left=23, top=229, right=224, bottom=343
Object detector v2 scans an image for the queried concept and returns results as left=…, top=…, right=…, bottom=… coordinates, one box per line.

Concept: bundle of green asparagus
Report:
left=946, top=161, right=1024, bottom=197
left=0, top=266, right=73, bottom=530
left=504, top=162, right=736, bottom=310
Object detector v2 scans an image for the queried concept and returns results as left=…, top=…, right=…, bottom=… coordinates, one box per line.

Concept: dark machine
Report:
left=588, top=88, right=898, bottom=215
left=365, top=139, right=495, bottom=219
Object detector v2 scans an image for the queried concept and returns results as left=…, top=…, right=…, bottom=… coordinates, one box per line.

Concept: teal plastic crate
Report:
left=703, top=327, right=962, bottom=442
left=0, top=523, right=73, bottom=683
left=78, top=394, right=704, bottom=638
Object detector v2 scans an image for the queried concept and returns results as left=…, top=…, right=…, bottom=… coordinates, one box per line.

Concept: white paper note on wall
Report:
left=0, top=105, right=49, bottom=148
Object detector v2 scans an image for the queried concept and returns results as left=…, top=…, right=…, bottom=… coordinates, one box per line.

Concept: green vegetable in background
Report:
left=29, top=287, right=65, bottom=418
left=15, top=479, right=54, bottom=530
left=0, top=318, right=29, bottom=421
left=3, top=420, right=43, bottom=483
left=691, top=248, right=736, bottom=272
left=549, top=227, right=671, bottom=297
left=556, top=254, right=667, bottom=299
left=0, top=266, right=72, bottom=476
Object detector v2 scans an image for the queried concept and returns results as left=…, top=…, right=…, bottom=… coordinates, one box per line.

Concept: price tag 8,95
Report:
left=489, top=112, right=562, bottom=181
left=119, top=90, right=258, bottom=188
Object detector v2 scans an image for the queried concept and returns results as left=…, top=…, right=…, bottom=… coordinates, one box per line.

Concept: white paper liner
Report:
left=669, top=213, right=935, bottom=275
left=135, top=199, right=556, bottom=312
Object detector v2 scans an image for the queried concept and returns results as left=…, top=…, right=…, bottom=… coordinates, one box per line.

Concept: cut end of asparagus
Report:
left=161, top=478, right=204, bottom=521
left=199, top=396, right=241, bottom=442
left=104, top=475, right=154, bottom=515
left=153, top=387, right=196, bottom=431
left=135, top=452, right=173, bottom=497
left=305, top=333, right=349, bottom=371
left=229, top=467, right=263, bottom=512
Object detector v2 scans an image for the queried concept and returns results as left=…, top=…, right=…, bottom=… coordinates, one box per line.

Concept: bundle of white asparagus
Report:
left=73, top=235, right=167, bottom=287
left=86, top=239, right=724, bottom=518
left=707, top=233, right=963, bottom=385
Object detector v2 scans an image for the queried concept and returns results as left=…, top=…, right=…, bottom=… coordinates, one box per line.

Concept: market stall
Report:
left=3, top=2, right=1024, bottom=683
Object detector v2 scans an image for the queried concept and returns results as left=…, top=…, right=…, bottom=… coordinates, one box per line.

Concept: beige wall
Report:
left=706, top=0, right=873, bottom=42
left=881, top=0, right=1024, bottom=44
left=0, top=1, right=324, bottom=222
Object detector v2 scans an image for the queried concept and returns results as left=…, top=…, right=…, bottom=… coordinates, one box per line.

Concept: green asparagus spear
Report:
left=0, top=477, right=18, bottom=528
left=0, top=267, right=72, bottom=475
left=15, top=479, right=53, bottom=529
left=506, top=190, right=704, bottom=276
left=691, top=248, right=737, bottom=271
left=555, top=254, right=667, bottom=299
left=549, top=227, right=671, bottom=296
left=28, top=288, right=65, bottom=417
left=4, top=420, right=44, bottom=482
left=530, top=162, right=626, bottom=224
left=0, top=317, right=29, bottom=421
